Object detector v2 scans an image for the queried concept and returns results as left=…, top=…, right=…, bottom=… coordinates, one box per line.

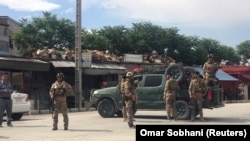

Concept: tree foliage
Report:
left=236, top=40, right=250, bottom=59
left=11, top=12, right=243, bottom=66
left=12, top=12, right=75, bottom=55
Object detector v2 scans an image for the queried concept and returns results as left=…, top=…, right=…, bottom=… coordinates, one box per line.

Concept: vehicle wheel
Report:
left=183, top=66, right=195, bottom=77
left=97, top=99, right=116, bottom=118
left=165, top=64, right=184, bottom=82
left=178, top=66, right=195, bottom=88
left=176, top=100, right=190, bottom=120
left=11, top=113, right=23, bottom=120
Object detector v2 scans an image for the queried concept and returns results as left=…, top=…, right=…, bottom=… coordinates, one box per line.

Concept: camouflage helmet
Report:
left=126, top=72, right=134, bottom=77
left=56, top=72, right=65, bottom=78
left=152, top=50, right=158, bottom=55
left=207, top=54, right=214, bottom=58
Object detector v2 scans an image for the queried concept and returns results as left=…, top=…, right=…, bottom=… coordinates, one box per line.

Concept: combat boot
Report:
left=200, top=113, right=205, bottom=122
left=190, top=116, right=195, bottom=122
left=190, top=108, right=195, bottom=121
left=64, top=123, right=68, bottom=130
left=52, top=121, right=58, bottom=130
left=166, top=112, right=171, bottom=121
left=7, top=122, right=13, bottom=127
left=52, top=127, right=58, bottom=130
left=128, top=122, right=135, bottom=128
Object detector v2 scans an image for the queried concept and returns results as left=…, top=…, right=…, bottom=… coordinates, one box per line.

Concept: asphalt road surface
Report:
left=0, top=102, right=249, bottom=141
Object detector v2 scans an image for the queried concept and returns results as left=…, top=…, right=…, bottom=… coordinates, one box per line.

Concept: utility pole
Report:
left=75, top=0, right=82, bottom=110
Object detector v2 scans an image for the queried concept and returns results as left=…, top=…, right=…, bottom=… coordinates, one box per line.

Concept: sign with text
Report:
left=124, top=54, right=143, bottom=63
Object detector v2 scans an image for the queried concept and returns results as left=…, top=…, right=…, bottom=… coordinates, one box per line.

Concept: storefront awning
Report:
left=50, top=60, right=75, bottom=68
left=50, top=61, right=126, bottom=75
left=0, top=56, right=50, bottom=71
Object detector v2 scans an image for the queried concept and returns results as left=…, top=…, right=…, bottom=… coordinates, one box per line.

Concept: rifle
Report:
left=51, top=88, right=56, bottom=119
left=51, top=96, right=54, bottom=119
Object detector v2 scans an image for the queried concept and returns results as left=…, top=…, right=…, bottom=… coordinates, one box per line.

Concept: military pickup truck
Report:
left=90, top=64, right=225, bottom=120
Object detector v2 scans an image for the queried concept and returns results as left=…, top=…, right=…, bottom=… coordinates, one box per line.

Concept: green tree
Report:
left=82, top=28, right=110, bottom=51
left=217, top=45, right=240, bottom=65
left=12, top=12, right=75, bottom=56
left=98, top=25, right=130, bottom=56
left=236, top=40, right=250, bottom=59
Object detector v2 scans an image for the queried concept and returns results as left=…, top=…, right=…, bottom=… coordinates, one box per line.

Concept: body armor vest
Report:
left=53, top=81, right=66, bottom=96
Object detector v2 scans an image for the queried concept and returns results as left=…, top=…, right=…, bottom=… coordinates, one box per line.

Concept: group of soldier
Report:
left=119, top=72, right=138, bottom=128
left=118, top=54, right=219, bottom=127
left=164, top=54, right=218, bottom=122
left=48, top=54, right=218, bottom=130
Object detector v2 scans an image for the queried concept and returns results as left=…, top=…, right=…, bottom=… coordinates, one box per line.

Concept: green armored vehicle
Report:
left=90, top=64, right=225, bottom=120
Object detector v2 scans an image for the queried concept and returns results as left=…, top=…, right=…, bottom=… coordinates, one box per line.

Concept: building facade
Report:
left=0, top=16, right=19, bottom=56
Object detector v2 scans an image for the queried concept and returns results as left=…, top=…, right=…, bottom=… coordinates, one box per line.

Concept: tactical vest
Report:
left=204, top=62, right=217, bottom=76
left=166, top=79, right=179, bottom=94
left=192, top=79, right=206, bottom=92
left=53, top=81, right=66, bottom=96
left=124, top=78, right=136, bottom=97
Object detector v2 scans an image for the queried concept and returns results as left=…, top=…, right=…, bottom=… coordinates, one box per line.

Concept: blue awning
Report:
left=192, top=66, right=238, bottom=81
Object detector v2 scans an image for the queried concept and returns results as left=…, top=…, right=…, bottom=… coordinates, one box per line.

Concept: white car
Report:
left=4, top=91, right=31, bottom=120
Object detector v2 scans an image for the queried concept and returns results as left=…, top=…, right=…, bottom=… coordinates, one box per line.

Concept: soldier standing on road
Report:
left=49, top=72, right=74, bottom=130
left=124, top=72, right=137, bottom=128
left=118, top=72, right=127, bottom=122
left=189, top=71, right=207, bottom=122
left=163, top=73, right=180, bottom=121
left=0, top=72, right=14, bottom=127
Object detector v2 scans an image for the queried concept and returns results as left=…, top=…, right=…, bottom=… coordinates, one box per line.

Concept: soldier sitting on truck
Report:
left=203, top=54, right=219, bottom=87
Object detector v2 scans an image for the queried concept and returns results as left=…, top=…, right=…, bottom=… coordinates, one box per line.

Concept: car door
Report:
left=136, top=74, right=166, bottom=109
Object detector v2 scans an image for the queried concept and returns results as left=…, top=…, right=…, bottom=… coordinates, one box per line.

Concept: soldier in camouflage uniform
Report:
left=49, top=72, right=74, bottom=130
left=163, top=73, right=180, bottom=121
left=203, top=54, right=218, bottom=86
left=124, top=72, right=137, bottom=128
left=189, top=71, right=207, bottom=122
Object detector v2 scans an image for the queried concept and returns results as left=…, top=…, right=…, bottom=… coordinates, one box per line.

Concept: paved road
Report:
left=0, top=103, right=250, bottom=141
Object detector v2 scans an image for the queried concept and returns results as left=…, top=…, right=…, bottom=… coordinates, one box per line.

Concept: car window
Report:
left=144, top=76, right=162, bottom=87
left=134, top=76, right=143, bottom=87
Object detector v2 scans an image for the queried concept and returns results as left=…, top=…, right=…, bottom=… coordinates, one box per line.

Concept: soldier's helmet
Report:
left=122, top=72, right=127, bottom=79
left=56, top=72, right=65, bottom=78
left=152, top=50, right=158, bottom=55
left=126, top=72, right=134, bottom=78
left=207, top=54, right=214, bottom=58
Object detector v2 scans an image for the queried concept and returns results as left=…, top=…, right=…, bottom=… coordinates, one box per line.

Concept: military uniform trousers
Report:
left=125, top=98, right=134, bottom=125
left=165, top=93, right=177, bottom=119
left=121, top=95, right=127, bottom=121
left=190, top=92, right=203, bottom=120
left=53, top=100, right=68, bottom=129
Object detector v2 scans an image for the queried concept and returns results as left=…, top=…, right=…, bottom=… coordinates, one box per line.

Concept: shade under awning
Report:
left=50, top=60, right=75, bottom=68
left=0, top=56, right=50, bottom=71
left=50, top=61, right=126, bottom=75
